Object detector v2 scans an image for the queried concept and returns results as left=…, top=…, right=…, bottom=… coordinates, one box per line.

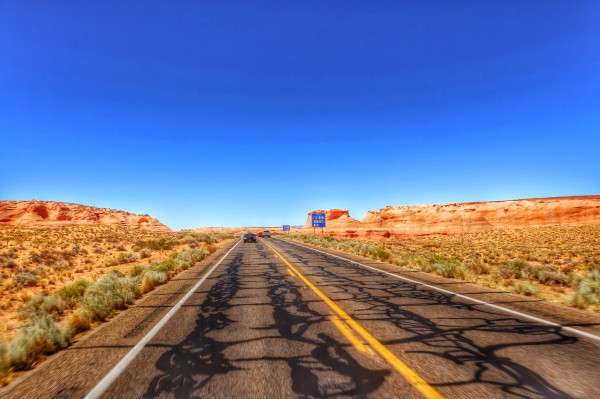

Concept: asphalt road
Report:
left=2, top=237, right=600, bottom=398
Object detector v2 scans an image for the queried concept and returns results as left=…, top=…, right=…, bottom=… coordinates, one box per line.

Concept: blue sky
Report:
left=1, top=1, right=599, bottom=230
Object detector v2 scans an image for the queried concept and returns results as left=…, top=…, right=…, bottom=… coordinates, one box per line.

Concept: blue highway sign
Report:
left=282, top=225, right=291, bottom=231
left=311, top=213, right=326, bottom=228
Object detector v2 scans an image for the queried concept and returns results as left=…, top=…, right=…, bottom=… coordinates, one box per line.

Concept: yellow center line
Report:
left=262, top=239, right=444, bottom=399
left=287, top=268, right=297, bottom=277
left=329, top=315, right=368, bottom=353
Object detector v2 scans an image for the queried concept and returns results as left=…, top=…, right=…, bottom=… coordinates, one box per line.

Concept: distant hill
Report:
left=0, top=200, right=171, bottom=232
left=303, top=196, right=600, bottom=239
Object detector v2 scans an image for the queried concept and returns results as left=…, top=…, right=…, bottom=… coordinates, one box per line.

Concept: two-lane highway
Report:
left=2, top=237, right=599, bottom=398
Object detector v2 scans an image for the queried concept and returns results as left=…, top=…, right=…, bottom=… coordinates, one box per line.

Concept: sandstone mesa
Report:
left=0, top=200, right=171, bottom=232
left=303, top=196, right=600, bottom=239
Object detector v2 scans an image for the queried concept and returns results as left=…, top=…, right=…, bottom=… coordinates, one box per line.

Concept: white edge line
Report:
left=277, top=238, right=600, bottom=343
left=85, top=240, right=241, bottom=399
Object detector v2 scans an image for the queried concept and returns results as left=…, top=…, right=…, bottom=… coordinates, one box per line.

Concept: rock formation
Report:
left=304, top=209, right=362, bottom=229
left=301, top=196, right=600, bottom=238
left=0, top=200, right=171, bottom=231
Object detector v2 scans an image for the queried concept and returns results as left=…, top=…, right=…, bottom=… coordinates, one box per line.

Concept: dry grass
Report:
left=288, top=225, right=600, bottom=312
left=0, top=226, right=233, bottom=384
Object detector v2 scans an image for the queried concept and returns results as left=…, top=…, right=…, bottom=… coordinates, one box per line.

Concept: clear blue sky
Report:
left=1, top=1, right=599, bottom=230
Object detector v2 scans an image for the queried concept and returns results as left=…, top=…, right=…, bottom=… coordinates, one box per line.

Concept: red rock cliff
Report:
left=302, top=196, right=600, bottom=237
left=0, top=200, right=171, bottom=232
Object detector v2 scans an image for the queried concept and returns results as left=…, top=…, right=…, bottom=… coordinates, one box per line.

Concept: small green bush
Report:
left=139, top=249, right=152, bottom=259
left=57, top=280, right=90, bottom=307
left=129, top=265, right=148, bottom=277
left=513, top=280, right=541, bottom=297
left=174, top=249, right=208, bottom=270
left=82, top=270, right=140, bottom=321
left=13, top=272, right=39, bottom=288
left=571, top=270, right=600, bottom=308
left=53, top=259, right=71, bottom=271
left=149, top=259, right=175, bottom=275
left=135, top=238, right=177, bottom=251
left=7, top=314, right=71, bottom=370
left=141, top=270, right=168, bottom=294
left=432, top=262, right=467, bottom=279
left=466, top=262, right=490, bottom=275
left=19, top=295, right=66, bottom=320
left=105, top=252, right=137, bottom=267
left=375, top=247, right=392, bottom=261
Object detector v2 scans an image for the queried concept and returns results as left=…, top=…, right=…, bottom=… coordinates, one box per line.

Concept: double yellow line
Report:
left=262, top=240, right=444, bottom=399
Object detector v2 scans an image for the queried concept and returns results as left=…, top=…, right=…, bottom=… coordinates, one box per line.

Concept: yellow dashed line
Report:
left=262, top=239, right=444, bottom=399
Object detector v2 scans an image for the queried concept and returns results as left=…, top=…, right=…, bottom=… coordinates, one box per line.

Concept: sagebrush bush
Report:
left=56, top=280, right=90, bottom=307
left=571, top=270, right=600, bottom=308
left=105, top=252, right=137, bottom=267
left=7, top=314, right=70, bottom=370
left=19, top=295, right=66, bottom=320
left=67, top=308, right=93, bottom=334
left=432, top=262, right=467, bottom=279
left=82, top=270, right=140, bottom=321
left=135, top=238, right=177, bottom=251
left=129, top=265, right=148, bottom=277
left=140, top=270, right=168, bottom=294
left=0, top=342, right=8, bottom=377
left=174, top=249, right=208, bottom=270
left=12, top=272, right=39, bottom=288
left=139, top=249, right=152, bottom=259
left=513, top=280, right=541, bottom=297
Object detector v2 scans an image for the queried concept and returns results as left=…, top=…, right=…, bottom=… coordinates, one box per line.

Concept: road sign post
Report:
left=282, top=225, right=290, bottom=235
left=311, top=213, right=326, bottom=235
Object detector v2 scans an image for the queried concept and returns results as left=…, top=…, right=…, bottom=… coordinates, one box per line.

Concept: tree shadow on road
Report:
left=144, top=246, right=389, bottom=398
left=281, top=242, right=583, bottom=399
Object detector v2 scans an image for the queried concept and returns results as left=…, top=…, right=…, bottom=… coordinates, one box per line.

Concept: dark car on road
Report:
left=243, top=232, right=256, bottom=243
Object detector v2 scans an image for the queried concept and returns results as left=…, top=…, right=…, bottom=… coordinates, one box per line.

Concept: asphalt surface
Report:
left=2, top=237, right=600, bottom=398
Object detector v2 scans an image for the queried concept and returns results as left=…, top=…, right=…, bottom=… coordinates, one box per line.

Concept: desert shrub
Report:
left=67, top=308, right=93, bottom=334
left=374, top=247, right=392, bottom=261
left=0, top=341, right=9, bottom=377
left=513, top=280, right=541, bottom=297
left=436, top=263, right=467, bottom=279
left=56, top=280, right=91, bottom=307
left=174, top=249, right=208, bottom=270
left=536, top=270, right=572, bottom=286
left=13, top=272, right=39, bottom=289
left=105, top=252, right=137, bottom=267
left=139, top=249, right=152, bottom=259
left=428, top=254, right=462, bottom=266
left=181, top=235, right=197, bottom=244
left=6, top=259, right=19, bottom=269
left=149, top=259, right=175, bottom=275
left=53, top=259, right=71, bottom=271
left=500, top=259, right=531, bottom=279
left=135, top=238, right=177, bottom=251
left=140, top=270, right=168, bottom=294
left=406, top=255, right=429, bottom=270
left=19, top=295, right=66, bottom=320
left=465, top=262, right=490, bottom=275
left=7, top=314, right=71, bottom=370
left=571, top=270, right=600, bottom=308
left=129, top=265, right=148, bottom=278
left=81, top=270, right=140, bottom=321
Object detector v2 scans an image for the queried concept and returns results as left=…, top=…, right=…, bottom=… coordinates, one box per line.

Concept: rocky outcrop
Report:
left=303, top=209, right=362, bottom=229
left=0, top=200, right=171, bottom=231
left=301, top=196, right=600, bottom=238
